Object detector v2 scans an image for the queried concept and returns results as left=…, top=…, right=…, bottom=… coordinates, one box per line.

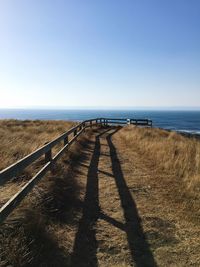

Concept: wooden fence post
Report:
left=64, top=136, right=68, bottom=145
left=45, top=149, right=52, bottom=163
left=45, top=149, right=55, bottom=173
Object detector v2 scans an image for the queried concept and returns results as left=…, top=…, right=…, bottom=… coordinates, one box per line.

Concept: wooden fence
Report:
left=0, top=117, right=152, bottom=223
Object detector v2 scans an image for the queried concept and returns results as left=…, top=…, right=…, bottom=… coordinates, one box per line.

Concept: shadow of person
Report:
left=106, top=128, right=157, bottom=267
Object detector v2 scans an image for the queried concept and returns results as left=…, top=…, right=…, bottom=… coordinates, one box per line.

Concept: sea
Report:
left=0, top=109, right=200, bottom=135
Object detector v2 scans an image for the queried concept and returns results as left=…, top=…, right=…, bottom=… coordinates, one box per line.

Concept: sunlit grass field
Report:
left=0, top=121, right=200, bottom=266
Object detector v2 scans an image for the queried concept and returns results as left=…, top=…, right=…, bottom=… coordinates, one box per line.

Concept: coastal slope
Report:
left=0, top=121, right=200, bottom=266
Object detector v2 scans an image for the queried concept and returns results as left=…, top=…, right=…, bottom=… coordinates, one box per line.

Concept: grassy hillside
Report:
left=0, top=121, right=199, bottom=266
left=0, top=120, right=77, bottom=210
left=0, top=120, right=92, bottom=266
left=0, top=120, right=75, bottom=171
left=118, top=126, right=200, bottom=218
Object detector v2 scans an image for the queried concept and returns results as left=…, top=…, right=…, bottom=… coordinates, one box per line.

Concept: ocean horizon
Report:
left=0, top=109, right=200, bottom=135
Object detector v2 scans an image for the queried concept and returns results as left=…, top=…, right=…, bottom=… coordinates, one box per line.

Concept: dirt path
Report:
left=69, top=126, right=200, bottom=267
left=70, top=127, right=155, bottom=266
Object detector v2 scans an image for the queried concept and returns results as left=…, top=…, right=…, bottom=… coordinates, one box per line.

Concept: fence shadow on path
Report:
left=71, top=127, right=157, bottom=267
left=106, top=128, right=157, bottom=267
left=71, top=128, right=110, bottom=267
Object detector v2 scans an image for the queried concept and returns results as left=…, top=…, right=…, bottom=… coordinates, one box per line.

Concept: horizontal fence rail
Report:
left=102, top=118, right=152, bottom=127
left=0, top=117, right=152, bottom=223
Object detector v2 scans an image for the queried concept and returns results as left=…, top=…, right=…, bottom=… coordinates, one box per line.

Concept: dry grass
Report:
left=120, top=126, right=200, bottom=196
left=0, top=120, right=94, bottom=267
left=0, top=119, right=76, bottom=208
left=0, top=122, right=200, bottom=266
left=0, top=120, right=75, bottom=171
left=112, top=126, right=200, bottom=266
left=117, top=127, right=200, bottom=218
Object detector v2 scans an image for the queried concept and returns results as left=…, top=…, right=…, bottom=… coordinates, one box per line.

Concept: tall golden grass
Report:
left=0, top=120, right=75, bottom=171
left=119, top=126, right=200, bottom=211
left=0, top=119, right=76, bottom=209
left=0, top=120, right=92, bottom=266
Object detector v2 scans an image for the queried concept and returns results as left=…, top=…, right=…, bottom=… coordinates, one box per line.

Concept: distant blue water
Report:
left=0, top=109, right=200, bottom=135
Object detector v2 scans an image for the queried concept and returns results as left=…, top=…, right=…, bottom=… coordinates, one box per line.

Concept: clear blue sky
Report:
left=0, top=0, right=200, bottom=109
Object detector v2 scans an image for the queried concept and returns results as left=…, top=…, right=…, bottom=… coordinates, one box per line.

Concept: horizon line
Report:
left=1, top=106, right=200, bottom=111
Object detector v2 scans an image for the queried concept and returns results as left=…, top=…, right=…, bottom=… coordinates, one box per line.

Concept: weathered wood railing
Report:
left=103, top=118, right=152, bottom=127
left=0, top=117, right=152, bottom=223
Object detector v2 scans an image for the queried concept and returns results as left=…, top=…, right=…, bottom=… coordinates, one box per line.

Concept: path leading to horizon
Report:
left=71, top=127, right=156, bottom=267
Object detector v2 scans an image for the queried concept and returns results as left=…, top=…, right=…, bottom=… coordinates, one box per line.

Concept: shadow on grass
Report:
left=107, top=128, right=157, bottom=267
left=1, top=126, right=157, bottom=266
left=39, top=134, right=96, bottom=224
left=0, top=130, right=99, bottom=267
left=0, top=210, right=68, bottom=267
left=71, top=127, right=157, bottom=267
